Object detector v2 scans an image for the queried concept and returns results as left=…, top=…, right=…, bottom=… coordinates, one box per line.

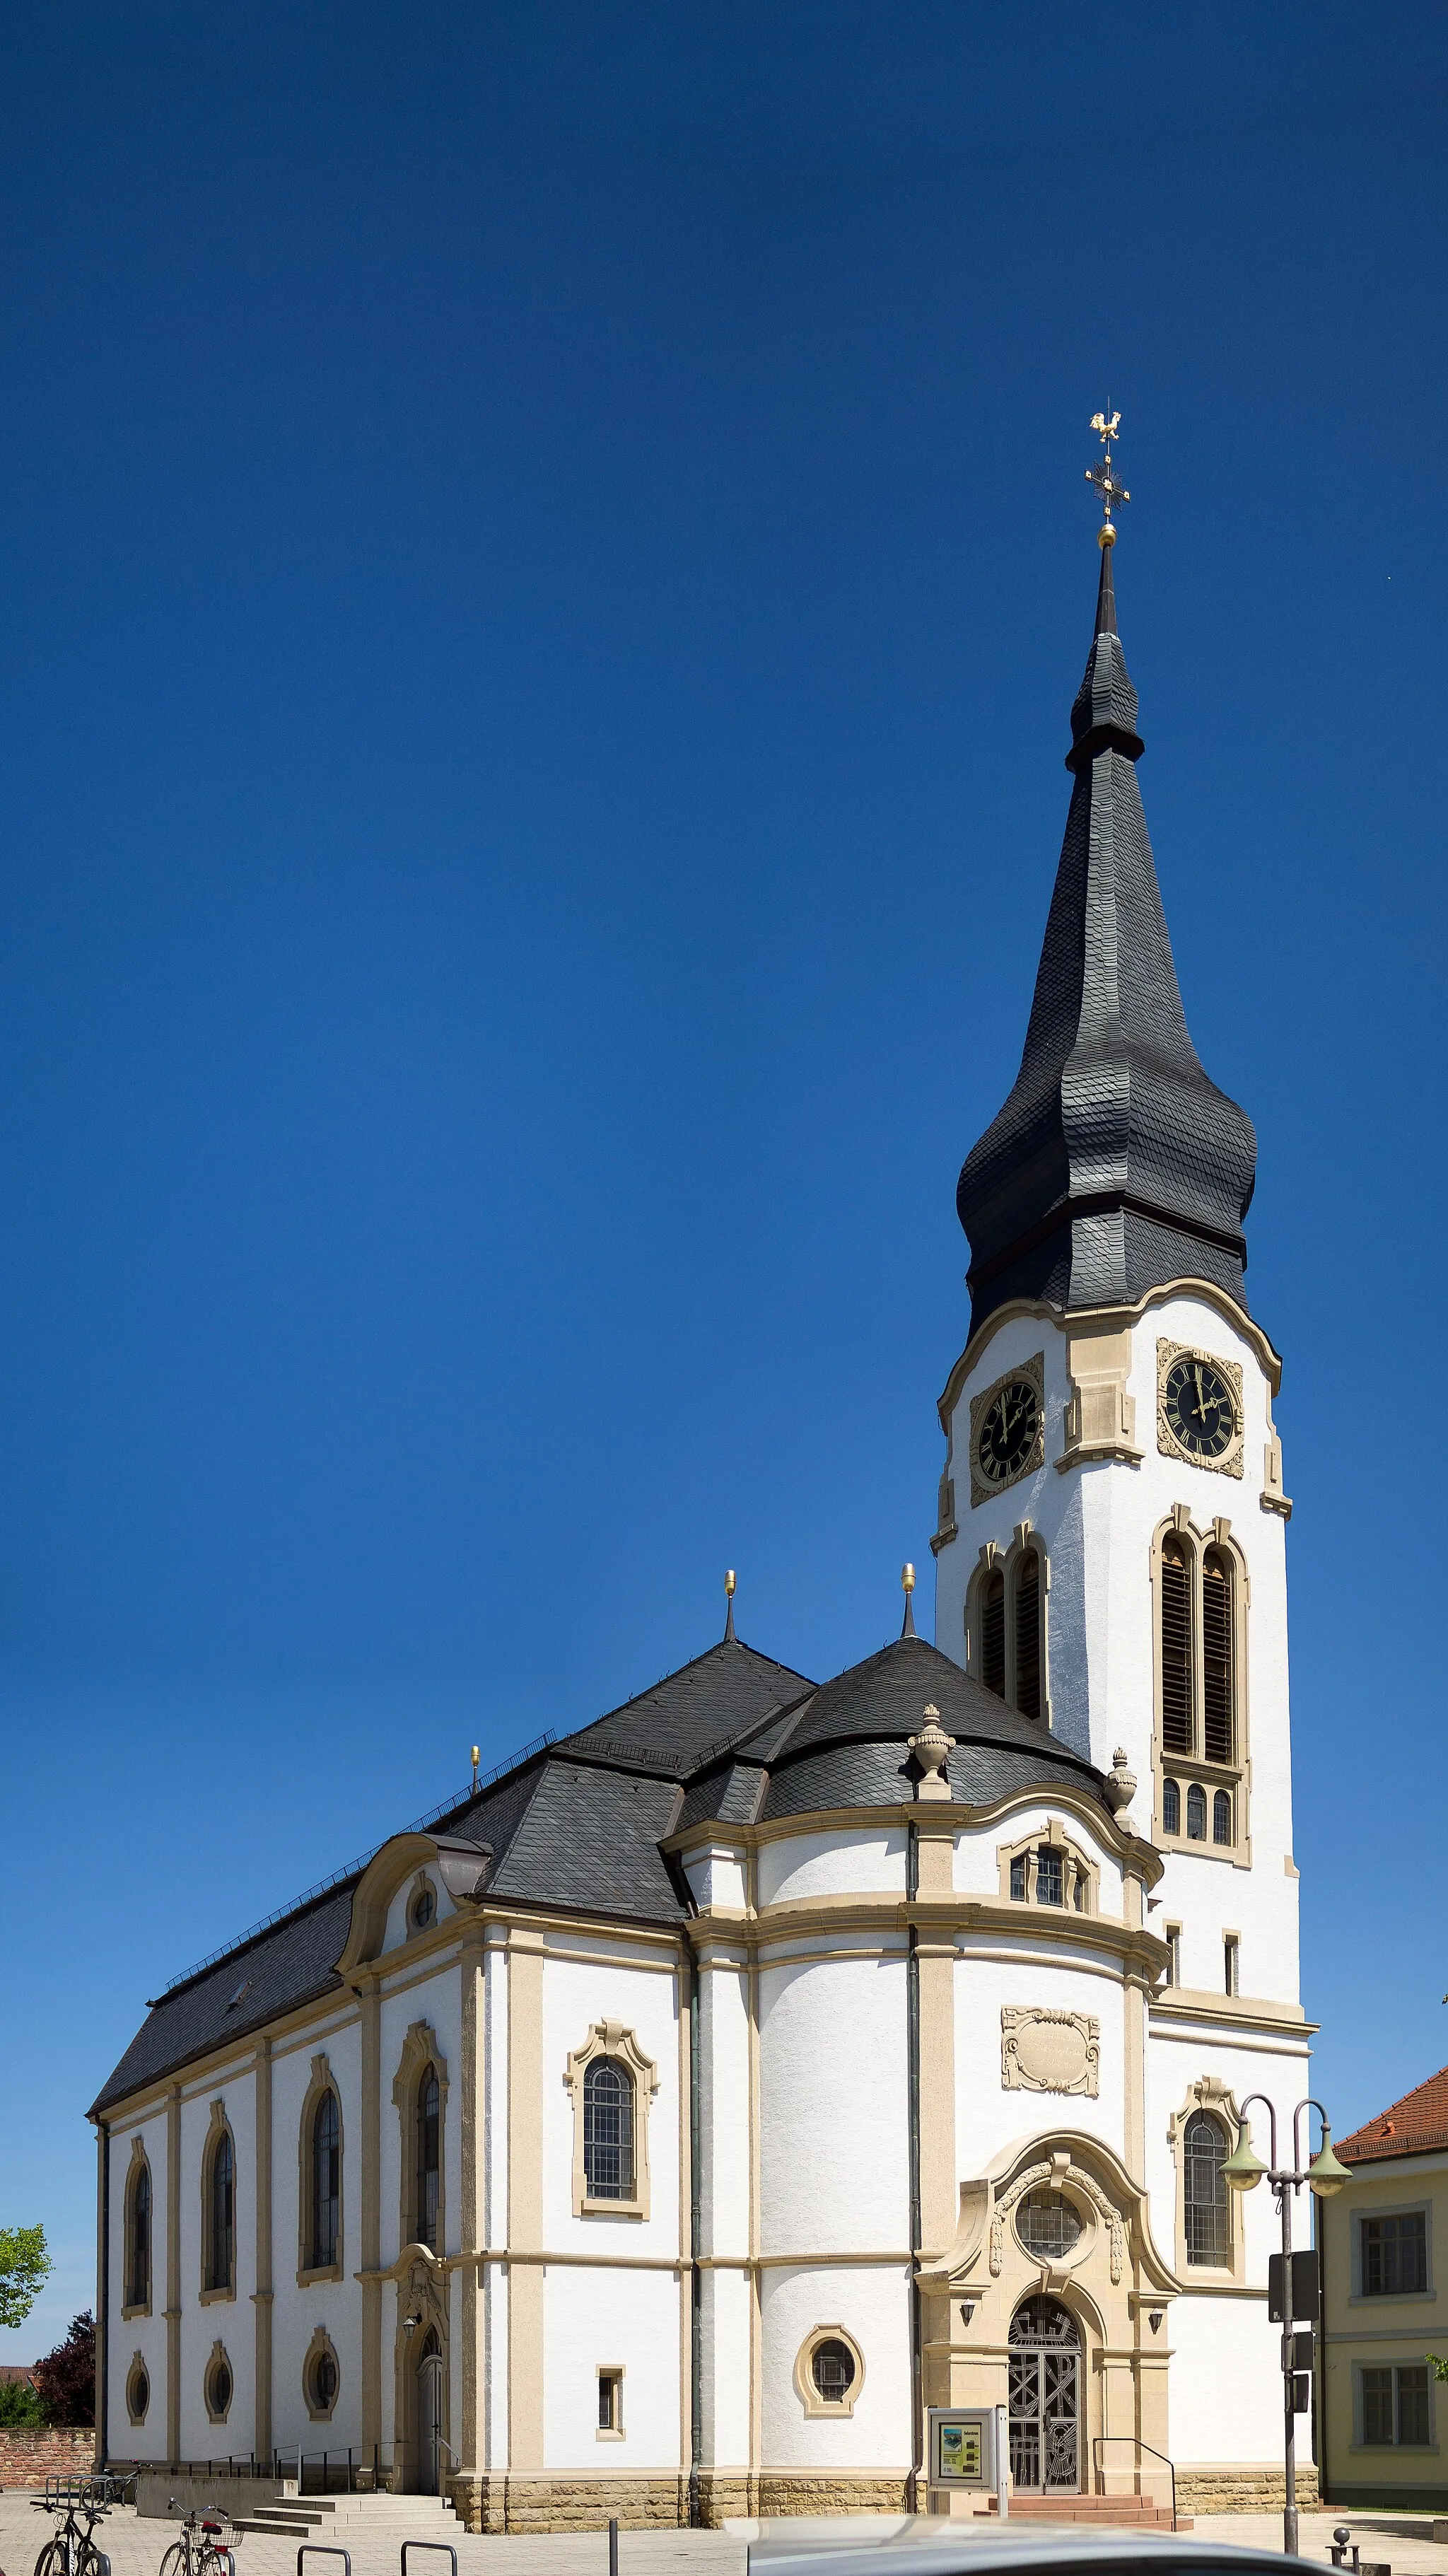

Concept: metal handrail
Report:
left=1090, top=2432, right=1177, bottom=2532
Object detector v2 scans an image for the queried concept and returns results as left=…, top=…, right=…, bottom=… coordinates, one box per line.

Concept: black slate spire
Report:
left=956, top=537, right=1256, bottom=1340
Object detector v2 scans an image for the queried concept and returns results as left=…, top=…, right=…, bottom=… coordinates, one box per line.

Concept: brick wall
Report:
left=0, top=2428, right=96, bottom=2488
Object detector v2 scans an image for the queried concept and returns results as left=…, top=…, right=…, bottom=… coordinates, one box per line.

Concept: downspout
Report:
left=906, top=1820, right=922, bottom=2514
left=97, top=2120, right=110, bottom=2469
left=688, top=1952, right=702, bottom=2528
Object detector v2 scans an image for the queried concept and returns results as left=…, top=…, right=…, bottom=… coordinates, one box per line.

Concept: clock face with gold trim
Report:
left=1162, top=1354, right=1237, bottom=1461
left=976, top=1379, right=1041, bottom=1486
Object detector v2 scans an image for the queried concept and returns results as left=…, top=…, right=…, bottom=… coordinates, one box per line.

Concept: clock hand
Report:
left=1194, top=1364, right=1205, bottom=1420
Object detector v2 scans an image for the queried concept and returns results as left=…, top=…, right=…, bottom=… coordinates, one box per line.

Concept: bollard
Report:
left=609, top=2517, right=619, bottom=2576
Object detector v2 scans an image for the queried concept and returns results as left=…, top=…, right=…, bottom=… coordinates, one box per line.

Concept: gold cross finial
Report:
left=1085, top=408, right=1130, bottom=548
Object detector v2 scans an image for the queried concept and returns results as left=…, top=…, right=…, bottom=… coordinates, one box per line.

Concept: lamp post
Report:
left=1222, top=2095, right=1350, bottom=2556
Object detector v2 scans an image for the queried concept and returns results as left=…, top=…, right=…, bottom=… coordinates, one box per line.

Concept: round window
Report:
left=312, top=2348, right=338, bottom=2411
left=810, top=2338, right=856, bottom=2403
left=129, top=2365, right=149, bottom=2423
left=411, top=1884, right=436, bottom=1930
left=1015, top=2189, right=1084, bottom=2261
left=208, top=2357, right=232, bottom=2418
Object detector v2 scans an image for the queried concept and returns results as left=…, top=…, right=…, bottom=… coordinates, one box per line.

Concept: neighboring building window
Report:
left=127, top=2157, right=151, bottom=2309
left=1362, top=2364, right=1430, bottom=2444
left=1160, top=1536, right=1193, bottom=1753
left=1202, top=1549, right=1235, bottom=1761
left=312, top=2090, right=341, bottom=2269
left=1362, top=2211, right=1428, bottom=2296
left=1186, top=1783, right=1207, bottom=1841
left=1162, top=1778, right=1180, bottom=1836
left=597, top=2369, right=623, bottom=2434
left=583, top=2058, right=634, bottom=2202
left=981, top=1570, right=1006, bottom=1698
left=1015, top=1550, right=1042, bottom=1723
left=1016, top=2190, right=1082, bottom=2260
left=1213, top=1788, right=1232, bottom=1846
left=1183, top=2110, right=1230, bottom=2265
left=811, top=2338, right=856, bottom=2403
left=416, top=2065, right=440, bottom=2251
left=207, top=2128, right=234, bottom=2292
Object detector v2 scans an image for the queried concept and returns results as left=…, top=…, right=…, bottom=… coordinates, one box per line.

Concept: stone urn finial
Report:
left=1104, top=1746, right=1138, bottom=1817
left=909, top=1704, right=955, bottom=1802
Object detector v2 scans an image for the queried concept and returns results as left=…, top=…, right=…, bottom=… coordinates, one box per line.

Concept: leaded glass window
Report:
left=1186, top=1782, right=1207, bottom=1840
left=1016, top=2191, right=1082, bottom=2260
left=1010, top=1855, right=1027, bottom=1900
left=1213, top=1787, right=1232, bottom=1845
left=583, top=2057, right=634, bottom=2201
left=1162, top=1777, right=1180, bottom=1836
left=312, top=2090, right=340, bottom=2269
left=209, top=2129, right=234, bottom=2291
left=810, top=2338, right=856, bottom=2402
left=1184, top=2110, right=1229, bottom=2264
left=129, top=2160, right=151, bottom=2309
left=1035, top=1846, right=1063, bottom=1906
left=416, top=2065, right=440, bottom=2250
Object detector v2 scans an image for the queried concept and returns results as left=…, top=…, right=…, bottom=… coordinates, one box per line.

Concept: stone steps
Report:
left=1009, top=2495, right=1191, bottom=2530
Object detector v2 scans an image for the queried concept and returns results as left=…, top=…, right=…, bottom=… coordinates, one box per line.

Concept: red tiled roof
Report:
left=1339, top=2063, right=1448, bottom=2163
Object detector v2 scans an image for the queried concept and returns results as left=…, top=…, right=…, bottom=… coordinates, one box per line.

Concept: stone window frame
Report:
left=122, top=2137, right=153, bottom=2320
left=1150, top=1506, right=1251, bottom=1866
left=793, top=2323, right=865, bottom=2420
left=596, top=2363, right=626, bottom=2440
left=996, top=1816, right=1098, bottom=1916
left=199, top=2100, right=237, bottom=2303
left=406, top=1869, right=439, bottom=1940
left=124, top=2350, right=150, bottom=2426
left=204, top=2338, right=234, bottom=2425
left=1167, top=2078, right=1244, bottom=2285
left=392, top=2021, right=449, bottom=2257
left=564, top=2021, right=660, bottom=2221
left=297, top=2053, right=345, bottom=2285
left=965, top=1521, right=1052, bottom=1726
left=303, top=2324, right=341, bottom=2423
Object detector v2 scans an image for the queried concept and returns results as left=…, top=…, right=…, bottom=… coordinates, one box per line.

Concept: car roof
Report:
left=742, top=2522, right=1315, bottom=2576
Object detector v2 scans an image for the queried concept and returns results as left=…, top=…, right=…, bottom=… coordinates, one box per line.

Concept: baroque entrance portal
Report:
left=1008, top=2295, right=1080, bottom=2493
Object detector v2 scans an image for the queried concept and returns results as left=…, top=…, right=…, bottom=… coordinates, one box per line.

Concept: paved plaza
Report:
left=6, top=2500, right=1448, bottom=2576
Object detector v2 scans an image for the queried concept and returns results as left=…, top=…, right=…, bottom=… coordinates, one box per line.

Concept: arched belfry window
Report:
left=1155, top=1515, right=1248, bottom=1860
left=1183, top=2109, right=1230, bottom=2265
left=125, top=2150, right=151, bottom=2312
left=969, top=1532, right=1049, bottom=1724
left=583, top=2058, right=635, bottom=2202
left=416, top=2064, right=440, bottom=2251
left=312, top=2090, right=340, bottom=2271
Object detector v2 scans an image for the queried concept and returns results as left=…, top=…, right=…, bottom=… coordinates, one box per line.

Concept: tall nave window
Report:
left=583, top=2057, right=635, bottom=2201
left=311, top=2090, right=341, bottom=2270
left=206, top=2124, right=234, bottom=2294
left=126, top=2153, right=151, bottom=2310
left=415, top=2065, right=440, bottom=2252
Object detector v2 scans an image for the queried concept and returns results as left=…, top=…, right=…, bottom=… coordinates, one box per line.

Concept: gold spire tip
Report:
left=724, top=1568, right=735, bottom=1595
left=901, top=1562, right=916, bottom=1593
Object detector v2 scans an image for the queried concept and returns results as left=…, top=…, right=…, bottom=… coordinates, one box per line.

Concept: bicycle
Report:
left=29, top=2480, right=111, bottom=2576
left=158, top=2507, right=244, bottom=2576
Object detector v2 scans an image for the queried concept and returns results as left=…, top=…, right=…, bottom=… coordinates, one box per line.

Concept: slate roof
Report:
left=957, top=539, right=1258, bottom=1341
left=1338, top=2065, right=1448, bottom=2164
left=93, top=1628, right=1111, bottom=2117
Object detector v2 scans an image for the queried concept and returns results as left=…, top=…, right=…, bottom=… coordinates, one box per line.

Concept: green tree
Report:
left=0, top=2225, right=51, bottom=2331
left=0, top=2377, right=46, bottom=2427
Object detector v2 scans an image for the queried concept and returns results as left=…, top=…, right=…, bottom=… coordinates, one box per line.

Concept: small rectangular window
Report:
left=1164, top=1925, right=1181, bottom=1988
left=597, top=2370, right=622, bottom=2435
left=1224, top=1936, right=1239, bottom=1997
left=1035, top=1846, right=1063, bottom=1906
left=1010, top=1855, right=1026, bottom=1901
left=1362, top=2212, right=1428, bottom=2296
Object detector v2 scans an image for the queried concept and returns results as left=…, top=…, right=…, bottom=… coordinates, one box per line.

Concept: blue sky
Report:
left=2, top=2, right=1447, bottom=2362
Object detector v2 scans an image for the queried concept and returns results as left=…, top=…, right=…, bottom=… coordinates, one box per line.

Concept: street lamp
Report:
left=1225, top=2095, right=1348, bottom=2555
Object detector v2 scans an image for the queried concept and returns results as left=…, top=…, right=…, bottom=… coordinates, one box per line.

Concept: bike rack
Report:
left=402, top=2546, right=457, bottom=2576
left=298, top=2551, right=352, bottom=2576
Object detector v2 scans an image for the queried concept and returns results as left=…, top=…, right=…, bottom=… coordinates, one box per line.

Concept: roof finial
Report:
left=900, top=1561, right=917, bottom=1639
left=471, top=1744, right=480, bottom=1792
left=1085, top=408, right=1130, bottom=549
left=723, top=1568, right=736, bottom=1643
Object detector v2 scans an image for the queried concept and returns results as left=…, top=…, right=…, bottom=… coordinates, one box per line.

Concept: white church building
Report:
left=92, top=515, right=1314, bottom=2528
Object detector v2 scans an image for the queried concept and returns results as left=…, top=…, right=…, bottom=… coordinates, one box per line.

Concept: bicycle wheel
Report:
left=158, top=2543, right=190, bottom=2576
left=33, top=2539, right=64, bottom=2576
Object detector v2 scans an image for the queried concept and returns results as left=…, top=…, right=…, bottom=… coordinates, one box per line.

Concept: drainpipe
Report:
left=906, top=1822, right=923, bottom=2514
left=688, top=1952, right=702, bottom=2528
left=97, top=2121, right=111, bottom=2469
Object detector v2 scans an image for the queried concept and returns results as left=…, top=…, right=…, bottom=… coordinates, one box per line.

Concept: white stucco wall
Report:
left=760, top=2263, right=911, bottom=2469
left=542, top=2262, right=682, bottom=2470
left=757, top=1951, right=908, bottom=2257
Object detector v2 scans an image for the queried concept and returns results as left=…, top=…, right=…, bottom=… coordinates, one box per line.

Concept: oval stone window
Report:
left=810, top=2337, right=856, bottom=2403
left=1015, top=2189, right=1084, bottom=2261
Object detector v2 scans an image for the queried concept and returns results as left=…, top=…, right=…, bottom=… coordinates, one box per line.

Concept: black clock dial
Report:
left=1163, top=1355, right=1237, bottom=1460
left=977, top=1380, right=1041, bottom=1485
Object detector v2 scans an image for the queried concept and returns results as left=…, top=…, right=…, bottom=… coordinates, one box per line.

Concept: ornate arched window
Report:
left=125, top=2152, right=151, bottom=2312
left=416, top=2065, right=440, bottom=2251
left=1159, top=1535, right=1193, bottom=1753
left=981, top=1569, right=1006, bottom=1698
left=1183, top=2109, right=1229, bottom=2265
left=1015, top=1550, right=1042, bottom=1724
left=312, top=2090, right=340, bottom=2271
left=1202, top=1548, right=1234, bottom=1763
left=583, top=2058, right=634, bottom=2202
left=205, top=2123, right=234, bottom=2294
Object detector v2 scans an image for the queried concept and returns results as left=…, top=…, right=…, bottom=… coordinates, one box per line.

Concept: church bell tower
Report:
left=932, top=423, right=1298, bottom=2005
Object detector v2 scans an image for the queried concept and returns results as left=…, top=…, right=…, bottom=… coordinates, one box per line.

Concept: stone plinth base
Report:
left=445, top=2469, right=913, bottom=2533
left=1175, top=2467, right=1320, bottom=2513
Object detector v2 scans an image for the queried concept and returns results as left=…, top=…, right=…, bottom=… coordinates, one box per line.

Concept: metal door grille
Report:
left=1008, top=2297, right=1080, bottom=2493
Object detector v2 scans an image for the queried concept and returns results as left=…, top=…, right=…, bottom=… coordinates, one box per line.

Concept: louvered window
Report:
left=1203, top=1551, right=1234, bottom=1763
left=1015, top=1553, right=1041, bottom=1721
left=1160, top=1538, right=1193, bottom=1752
left=981, top=1570, right=1006, bottom=1698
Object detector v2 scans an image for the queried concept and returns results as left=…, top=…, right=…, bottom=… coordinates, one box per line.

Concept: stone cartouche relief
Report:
left=1000, top=2006, right=1100, bottom=2097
